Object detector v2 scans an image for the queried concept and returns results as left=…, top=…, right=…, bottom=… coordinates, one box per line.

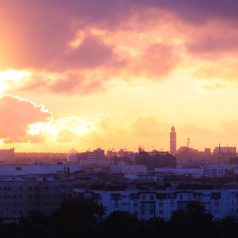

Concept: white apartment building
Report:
left=0, top=176, right=73, bottom=221
left=75, top=188, right=238, bottom=220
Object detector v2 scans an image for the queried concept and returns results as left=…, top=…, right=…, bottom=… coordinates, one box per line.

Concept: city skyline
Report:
left=0, top=1, right=238, bottom=152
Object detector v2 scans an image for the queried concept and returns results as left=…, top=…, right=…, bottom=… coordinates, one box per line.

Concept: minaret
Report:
left=170, top=126, right=176, bottom=154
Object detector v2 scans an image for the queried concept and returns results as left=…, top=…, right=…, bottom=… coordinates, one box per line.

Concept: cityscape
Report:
left=1, top=0, right=238, bottom=237
left=0, top=127, right=238, bottom=222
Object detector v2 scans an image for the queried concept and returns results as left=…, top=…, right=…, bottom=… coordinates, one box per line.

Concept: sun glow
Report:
left=27, top=117, right=98, bottom=142
left=0, top=69, right=30, bottom=93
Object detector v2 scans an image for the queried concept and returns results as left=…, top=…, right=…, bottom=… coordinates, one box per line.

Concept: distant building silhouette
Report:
left=175, top=146, right=212, bottom=166
left=0, top=148, right=15, bottom=161
left=170, top=126, right=176, bottom=154
left=135, top=150, right=176, bottom=170
left=213, top=146, right=236, bottom=163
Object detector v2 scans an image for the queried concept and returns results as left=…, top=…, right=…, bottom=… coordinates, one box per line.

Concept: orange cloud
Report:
left=0, top=96, right=51, bottom=142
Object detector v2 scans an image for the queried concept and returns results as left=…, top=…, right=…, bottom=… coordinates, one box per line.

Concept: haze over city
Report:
left=3, top=1, right=238, bottom=236
left=1, top=0, right=238, bottom=152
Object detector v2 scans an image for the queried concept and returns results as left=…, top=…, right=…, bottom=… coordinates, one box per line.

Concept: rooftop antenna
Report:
left=138, top=145, right=144, bottom=153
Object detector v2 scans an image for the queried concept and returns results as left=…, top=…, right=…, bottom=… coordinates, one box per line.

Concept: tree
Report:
left=49, top=198, right=104, bottom=238
left=170, top=202, right=217, bottom=238
left=93, top=211, right=142, bottom=238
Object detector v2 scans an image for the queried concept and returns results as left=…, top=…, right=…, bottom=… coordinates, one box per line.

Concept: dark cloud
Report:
left=136, top=0, right=238, bottom=23
left=1, top=0, right=238, bottom=70
left=1, top=0, right=238, bottom=95
left=60, top=35, right=114, bottom=70
left=17, top=73, right=105, bottom=95
left=49, top=76, right=104, bottom=95
left=188, top=35, right=238, bottom=58
left=135, top=43, right=179, bottom=78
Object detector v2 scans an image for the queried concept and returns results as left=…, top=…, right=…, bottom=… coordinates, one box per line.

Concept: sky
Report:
left=0, top=0, right=238, bottom=152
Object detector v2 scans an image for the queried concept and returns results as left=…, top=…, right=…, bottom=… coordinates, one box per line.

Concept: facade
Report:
left=79, top=158, right=113, bottom=166
left=0, top=148, right=15, bottom=161
left=75, top=188, right=238, bottom=221
left=213, top=146, right=236, bottom=163
left=135, top=151, right=176, bottom=170
left=0, top=164, right=81, bottom=176
left=0, top=176, right=73, bottom=221
left=86, top=149, right=105, bottom=159
left=175, top=147, right=212, bottom=166
left=170, top=127, right=176, bottom=155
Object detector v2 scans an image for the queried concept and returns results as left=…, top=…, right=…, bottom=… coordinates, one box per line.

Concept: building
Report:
left=154, top=168, right=204, bottom=178
left=87, top=148, right=105, bottom=159
left=79, top=158, right=113, bottom=167
left=213, top=146, right=237, bottom=163
left=0, top=176, right=73, bottom=222
left=106, top=150, right=118, bottom=159
left=0, top=164, right=81, bottom=176
left=170, top=127, right=176, bottom=155
left=110, top=162, right=147, bottom=180
left=175, top=147, right=212, bottom=166
left=135, top=150, right=176, bottom=170
left=0, top=148, right=15, bottom=161
left=75, top=188, right=238, bottom=221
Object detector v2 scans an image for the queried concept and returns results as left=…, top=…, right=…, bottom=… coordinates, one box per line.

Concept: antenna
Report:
left=138, top=145, right=144, bottom=153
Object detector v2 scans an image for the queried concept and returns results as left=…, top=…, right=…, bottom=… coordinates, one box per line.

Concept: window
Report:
left=170, top=201, right=175, bottom=207
left=141, top=209, right=145, bottom=216
left=150, top=209, right=154, bottom=215
left=134, top=202, right=138, bottom=207
left=214, top=209, right=219, bottom=214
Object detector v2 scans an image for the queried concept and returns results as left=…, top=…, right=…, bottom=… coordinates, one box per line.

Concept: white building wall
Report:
left=74, top=188, right=238, bottom=220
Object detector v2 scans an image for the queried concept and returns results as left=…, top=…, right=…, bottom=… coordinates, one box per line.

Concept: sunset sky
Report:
left=0, top=0, right=238, bottom=152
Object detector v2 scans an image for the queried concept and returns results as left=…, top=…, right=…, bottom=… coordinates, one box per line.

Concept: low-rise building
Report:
left=75, top=188, right=238, bottom=220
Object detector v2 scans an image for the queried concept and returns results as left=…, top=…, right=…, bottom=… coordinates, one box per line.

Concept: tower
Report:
left=170, top=126, right=176, bottom=154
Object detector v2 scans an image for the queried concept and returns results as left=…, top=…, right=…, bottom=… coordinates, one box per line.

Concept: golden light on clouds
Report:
left=0, top=1, right=238, bottom=152
left=27, top=116, right=100, bottom=150
left=0, top=70, right=30, bottom=93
